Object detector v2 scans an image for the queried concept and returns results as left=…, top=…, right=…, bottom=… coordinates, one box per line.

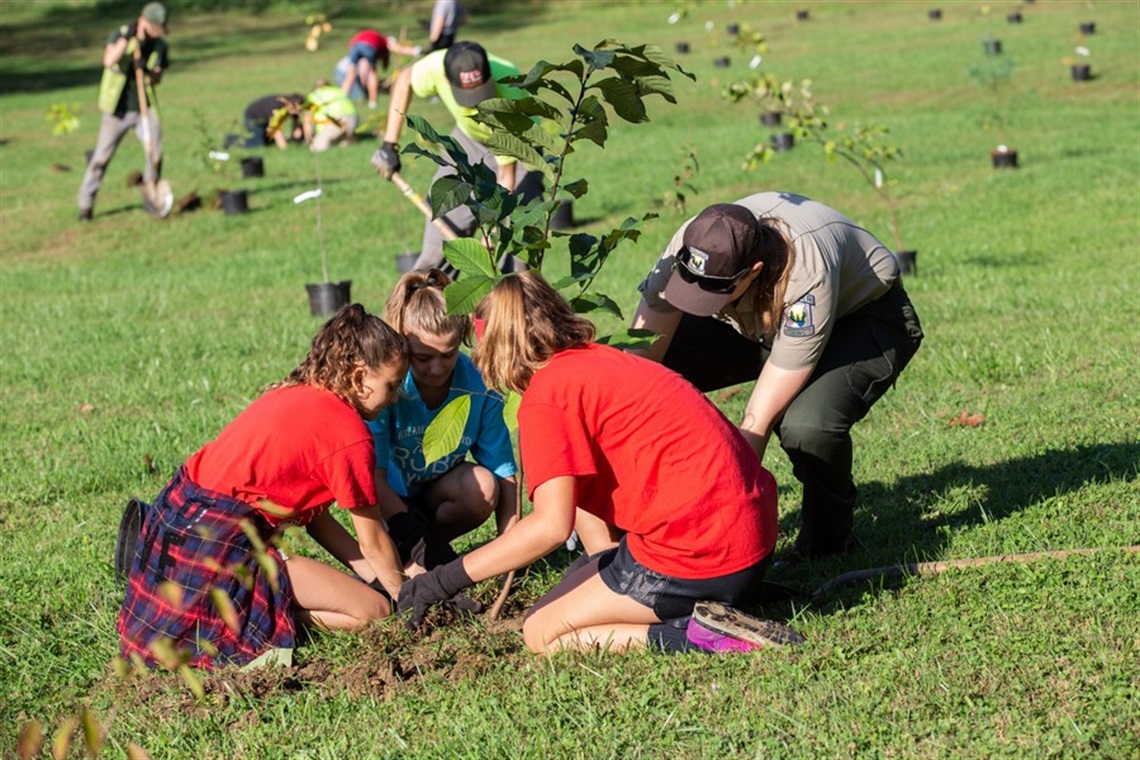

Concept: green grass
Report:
left=2, top=0, right=1138, bottom=757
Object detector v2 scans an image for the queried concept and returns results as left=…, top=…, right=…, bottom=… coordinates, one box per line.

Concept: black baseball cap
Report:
left=663, top=204, right=763, bottom=317
left=444, top=41, right=495, bottom=107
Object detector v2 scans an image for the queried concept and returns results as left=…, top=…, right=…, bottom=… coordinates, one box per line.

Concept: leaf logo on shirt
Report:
left=783, top=295, right=816, bottom=337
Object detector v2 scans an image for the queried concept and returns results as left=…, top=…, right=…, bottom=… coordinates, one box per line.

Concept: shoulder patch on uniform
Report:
left=783, top=295, right=816, bottom=337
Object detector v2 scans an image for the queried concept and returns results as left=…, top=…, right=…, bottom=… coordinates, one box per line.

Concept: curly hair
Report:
left=472, top=272, right=595, bottom=394
left=279, top=304, right=408, bottom=404
left=383, top=268, right=471, bottom=345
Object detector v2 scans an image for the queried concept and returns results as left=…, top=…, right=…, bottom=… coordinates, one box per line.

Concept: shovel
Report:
left=132, top=44, right=173, bottom=218
left=389, top=170, right=460, bottom=242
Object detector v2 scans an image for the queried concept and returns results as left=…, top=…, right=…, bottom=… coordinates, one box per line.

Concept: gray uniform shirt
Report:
left=638, top=192, right=899, bottom=370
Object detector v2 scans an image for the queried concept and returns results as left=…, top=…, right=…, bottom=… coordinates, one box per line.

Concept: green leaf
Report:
left=428, top=175, right=473, bottom=219
left=575, top=44, right=616, bottom=72
left=597, top=328, right=659, bottom=350
left=562, top=178, right=589, bottom=199
left=502, top=391, right=521, bottom=432
left=444, top=275, right=496, bottom=316
left=422, top=395, right=471, bottom=465
left=482, top=132, right=555, bottom=181
left=404, top=113, right=446, bottom=145
left=593, top=77, right=649, bottom=123
left=479, top=95, right=564, bottom=124
left=570, top=291, right=623, bottom=319
left=632, top=74, right=676, bottom=104
left=443, top=238, right=497, bottom=278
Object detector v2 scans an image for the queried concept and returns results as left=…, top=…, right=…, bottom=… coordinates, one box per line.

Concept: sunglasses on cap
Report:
left=674, top=246, right=753, bottom=294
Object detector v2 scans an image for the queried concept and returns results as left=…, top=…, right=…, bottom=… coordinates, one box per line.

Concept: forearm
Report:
left=359, top=532, right=405, bottom=600
left=461, top=511, right=568, bottom=583
left=383, top=68, right=414, bottom=144
left=103, top=39, right=128, bottom=69
left=740, top=363, right=815, bottom=461
left=628, top=297, right=680, bottom=362
left=497, top=162, right=516, bottom=191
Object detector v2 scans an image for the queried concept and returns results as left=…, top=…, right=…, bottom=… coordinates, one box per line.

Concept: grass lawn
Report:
left=2, top=0, right=1137, bottom=756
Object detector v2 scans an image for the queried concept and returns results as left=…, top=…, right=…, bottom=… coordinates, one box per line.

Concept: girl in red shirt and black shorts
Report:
left=399, top=273, right=803, bottom=653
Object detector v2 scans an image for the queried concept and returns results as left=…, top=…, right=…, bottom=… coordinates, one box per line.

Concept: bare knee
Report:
left=467, top=466, right=498, bottom=518
left=343, top=592, right=391, bottom=629
left=522, top=614, right=554, bottom=654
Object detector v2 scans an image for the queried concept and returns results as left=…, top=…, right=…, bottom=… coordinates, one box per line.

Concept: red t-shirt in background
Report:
left=518, top=344, right=777, bottom=579
left=185, top=384, right=376, bottom=527
left=349, top=29, right=388, bottom=53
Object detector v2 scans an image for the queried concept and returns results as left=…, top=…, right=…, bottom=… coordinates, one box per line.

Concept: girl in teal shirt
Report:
left=369, top=269, right=518, bottom=573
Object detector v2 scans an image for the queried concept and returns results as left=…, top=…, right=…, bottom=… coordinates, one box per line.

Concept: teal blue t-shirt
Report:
left=368, top=353, right=517, bottom=497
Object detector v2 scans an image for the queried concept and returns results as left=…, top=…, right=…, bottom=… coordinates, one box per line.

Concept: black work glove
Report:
left=371, top=141, right=401, bottom=178
left=398, top=557, right=474, bottom=629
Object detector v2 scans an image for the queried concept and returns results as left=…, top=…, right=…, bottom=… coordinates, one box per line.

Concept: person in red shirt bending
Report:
left=399, top=273, right=804, bottom=654
left=339, top=28, right=421, bottom=110
left=118, top=305, right=410, bottom=670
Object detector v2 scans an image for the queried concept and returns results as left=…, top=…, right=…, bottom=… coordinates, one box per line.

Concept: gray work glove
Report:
left=371, top=141, right=401, bottom=178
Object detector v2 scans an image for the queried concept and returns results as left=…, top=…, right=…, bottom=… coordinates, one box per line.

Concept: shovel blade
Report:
left=141, top=179, right=174, bottom=218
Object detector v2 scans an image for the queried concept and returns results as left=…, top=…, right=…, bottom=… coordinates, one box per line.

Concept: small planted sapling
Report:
left=967, top=51, right=1018, bottom=166
left=400, top=41, right=693, bottom=609
left=662, top=144, right=700, bottom=215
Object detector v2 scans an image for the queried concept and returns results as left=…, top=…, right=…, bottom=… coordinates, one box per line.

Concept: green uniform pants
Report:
left=662, top=282, right=924, bottom=556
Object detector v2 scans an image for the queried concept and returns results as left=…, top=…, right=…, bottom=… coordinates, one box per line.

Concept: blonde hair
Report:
left=278, top=303, right=408, bottom=404
left=473, top=272, right=596, bottom=394
left=384, top=268, right=471, bottom=345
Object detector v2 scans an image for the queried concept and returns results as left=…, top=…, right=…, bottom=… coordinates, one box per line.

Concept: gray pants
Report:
left=414, top=127, right=544, bottom=272
left=662, top=282, right=924, bottom=557
left=77, top=110, right=162, bottom=212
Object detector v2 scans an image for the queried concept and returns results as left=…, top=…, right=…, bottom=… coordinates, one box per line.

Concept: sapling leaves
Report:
left=502, top=391, right=521, bottom=432
left=443, top=274, right=496, bottom=316
left=593, top=77, right=649, bottom=123
left=429, top=176, right=474, bottom=220
left=575, top=44, right=616, bottom=72
left=422, top=396, right=471, bottom=465
left=597, top=328, right=659, bottom=351
left=563, top=178, right=589, bottom=198
left=444, top=238, right=498, bottom=278
left=570, top=291, right=623, bottom=319
left=482, top=132, right=553, bottom=181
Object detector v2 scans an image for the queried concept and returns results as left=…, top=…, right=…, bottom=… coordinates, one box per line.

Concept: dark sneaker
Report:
left=686, top=601, right=805, bottom=653
left=78, top=207, right=93, bottom=222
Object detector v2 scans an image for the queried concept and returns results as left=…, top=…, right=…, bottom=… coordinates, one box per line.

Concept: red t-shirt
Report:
left=349, top=29, right=388, bottom=53
left=518, top=344, right=776, bottom=579
left=185, top=384, right=376, bottom=527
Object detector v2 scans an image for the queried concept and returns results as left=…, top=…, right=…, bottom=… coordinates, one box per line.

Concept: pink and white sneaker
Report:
left=685, top=601, right=805, bottom=653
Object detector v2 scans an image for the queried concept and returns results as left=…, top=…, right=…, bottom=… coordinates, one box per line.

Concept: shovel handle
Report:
left=389, top=171, right=460, bottom=241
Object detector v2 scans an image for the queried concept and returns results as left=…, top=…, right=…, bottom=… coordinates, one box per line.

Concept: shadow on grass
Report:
left=765, top=441, right=1140, bottom=610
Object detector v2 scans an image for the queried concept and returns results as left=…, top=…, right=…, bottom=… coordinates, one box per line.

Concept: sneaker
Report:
left=78, top=207, right=93, bottom=222
left=686, top=601, right=805, bottom=653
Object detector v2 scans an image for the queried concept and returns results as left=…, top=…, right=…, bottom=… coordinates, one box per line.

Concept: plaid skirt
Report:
left=117, top=468, right=296, bottom=671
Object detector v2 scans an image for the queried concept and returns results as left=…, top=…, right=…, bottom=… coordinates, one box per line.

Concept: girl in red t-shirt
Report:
left=399, top=273, right=804, bottom=654
left=118, top=305, right=410, bottom=670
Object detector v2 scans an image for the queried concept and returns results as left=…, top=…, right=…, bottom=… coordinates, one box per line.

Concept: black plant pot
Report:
left=675, top=41, right=690, bottom=54
left=796, top=9, right=810, bottom=21
left=220, top=189, right=249, bottom=215
left=991, top=148, right=1018, bottom=169
left=395, top=252, right=418, bottom=274
left=760, top=110, right=782, bottom=127
left=928, top=9, right=942, bottom=21
left=305, top=280, right=352, bottom=317
left=1071, top=64, right=1091, bottom=81
left=727, top=23, right=740, bottom=35
left=551, top=199, right=574, bottom=230
left=771, top=132, right=795, bottom=152
left=1007, top=12, right=1022, bottom=24
left=713, top=57, right=731, bottom=68
left=983, top=39, right=1003, bottom=56
left=240, top=157, right=264, bottom=178
left=1079, top=22, right=1095, bottom=35
left=895, top=250, right=917, bottom=276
